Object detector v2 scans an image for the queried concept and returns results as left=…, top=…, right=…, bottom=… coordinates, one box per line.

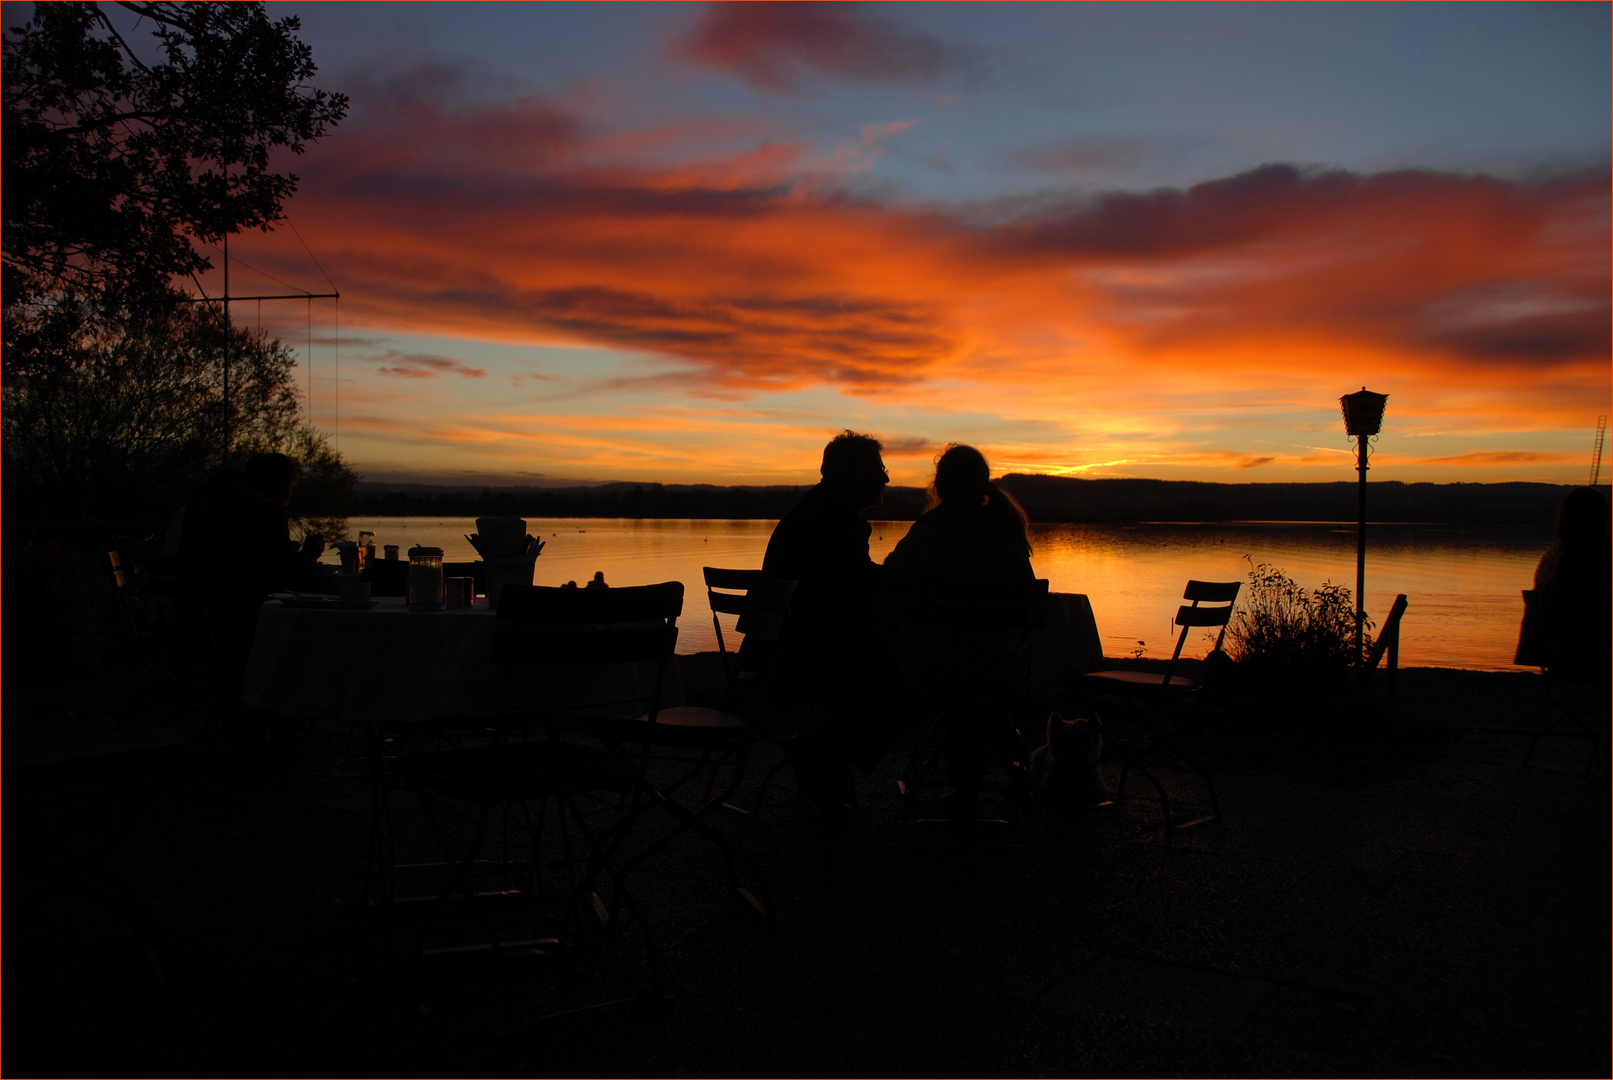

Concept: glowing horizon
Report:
left=116, top=1, right=1608, bottom=489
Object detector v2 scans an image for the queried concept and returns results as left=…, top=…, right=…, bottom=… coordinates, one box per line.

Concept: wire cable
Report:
left=284, top=216, right=339, bottom=294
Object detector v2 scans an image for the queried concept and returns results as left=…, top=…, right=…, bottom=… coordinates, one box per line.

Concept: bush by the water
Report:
left=1227, top=559, right=1367, bottom=686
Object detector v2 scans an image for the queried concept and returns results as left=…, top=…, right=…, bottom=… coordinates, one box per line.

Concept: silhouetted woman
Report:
left=882, top=444, right=1036, bottom=816
left=1529, top=486, right=1611, bottom=678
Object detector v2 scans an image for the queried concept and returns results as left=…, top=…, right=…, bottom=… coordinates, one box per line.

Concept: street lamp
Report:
left=1340, top=387, right=1388, bottom=660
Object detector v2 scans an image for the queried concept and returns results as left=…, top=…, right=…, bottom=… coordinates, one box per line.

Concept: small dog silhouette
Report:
left=1029, top=713, right=1109, bottom=807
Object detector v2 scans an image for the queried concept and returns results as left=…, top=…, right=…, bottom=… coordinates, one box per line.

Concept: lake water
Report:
left=338, top=516, right=1552, bottom=670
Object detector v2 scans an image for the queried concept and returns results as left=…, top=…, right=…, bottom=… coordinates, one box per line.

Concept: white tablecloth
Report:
left=1026, top=593, right=1104, bottom=702
left=242, top=597, right=683, bottom=725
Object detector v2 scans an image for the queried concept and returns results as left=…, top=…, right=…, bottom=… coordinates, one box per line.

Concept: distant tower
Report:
left=1591, top=415, right=1607, bottom=486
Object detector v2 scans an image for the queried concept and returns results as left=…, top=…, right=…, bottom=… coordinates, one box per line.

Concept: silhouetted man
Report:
left=762, top=430, right=891, bottom=804
left=177, top=453, right=325, bottom=698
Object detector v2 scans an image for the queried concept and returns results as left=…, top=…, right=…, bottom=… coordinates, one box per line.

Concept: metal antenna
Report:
left=1591, top=415, right=1607, bottom=486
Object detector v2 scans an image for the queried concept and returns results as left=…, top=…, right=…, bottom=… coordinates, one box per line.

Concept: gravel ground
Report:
left=4, top=658, right=1607, bottom=1076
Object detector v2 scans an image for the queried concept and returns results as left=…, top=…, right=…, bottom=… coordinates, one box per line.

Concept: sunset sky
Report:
left=74, top=2, right=1613, bottom=487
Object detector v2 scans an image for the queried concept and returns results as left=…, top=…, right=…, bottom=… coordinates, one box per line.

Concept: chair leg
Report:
left=1525, top=679, right=1608, bottom=775
left=1114, top=753, right=1174, bottom=832
left=1099, top=699, right=1222, bottom=833
left=899, top=710, right=945, bottom=798
left=1154, top=731, right=1222, bottom=828
left=730, top=757, right=789, bottom=818
left=617, top=783, right=774, bottom=921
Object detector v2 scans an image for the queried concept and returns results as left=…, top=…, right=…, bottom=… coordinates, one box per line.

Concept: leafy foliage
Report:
left=285, top=425, right=355, bottom=543
left=1226, top=558, right=1369, bottom=683
left=2, top=1, right=347, bottom=304
left=2, top=2, right=353, bottom=534
left=2, top=294, right=350, bottom=528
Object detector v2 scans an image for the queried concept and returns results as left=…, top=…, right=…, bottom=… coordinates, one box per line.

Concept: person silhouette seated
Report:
left=761, top=430, right=891, bottom=808
left=882, top=444, right=1036, bottom=819
left=177, top=452, right=326, bottom=699
left=1529, top=486, right=1610, bottom=680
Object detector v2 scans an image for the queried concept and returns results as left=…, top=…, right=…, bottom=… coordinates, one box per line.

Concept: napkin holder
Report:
left=483, top=554, right=537, bottom=610
left=475, top=516, right=528, bottom=556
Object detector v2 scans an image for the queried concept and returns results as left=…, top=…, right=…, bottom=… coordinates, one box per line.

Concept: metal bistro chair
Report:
left=5, top=728, right=193, bottom=986
left=110, top=550, right=186, bottom=680
left=699, top=567, right=799, bottom=821
left=1078, top=579, right=1240, bottom=833
left=379, top=582, right=683, bottom=975
left=108, top=550, right=178, bottom=690
left=108, top=550, right=148, bottom=643
left=1517, top=587, right=1610, bottom=774
left=584, top=569, right=793, bottom=914
left=1359, top=593, right=1409, bottom=707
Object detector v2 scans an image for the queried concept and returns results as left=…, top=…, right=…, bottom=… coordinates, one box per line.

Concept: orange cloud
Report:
left=1403, top=449, right=1575, bottom=467
left=222, top=83, right=1606, bottom=484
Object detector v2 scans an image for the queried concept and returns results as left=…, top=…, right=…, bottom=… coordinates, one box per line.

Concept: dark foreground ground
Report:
left=5, top=661, right=1608, bottom=1077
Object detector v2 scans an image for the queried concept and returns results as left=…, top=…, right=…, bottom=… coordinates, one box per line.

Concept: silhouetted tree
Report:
left=2, top=1, right=348, bottom=305
left=1, top=298, right=354, bottom=525
left=2, top=1, right=354, bottom=531
left=285, top=425, right=356, bottom=543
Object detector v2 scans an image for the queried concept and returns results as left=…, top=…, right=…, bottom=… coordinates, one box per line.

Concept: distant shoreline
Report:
left=350, top=475, right=1603, bottom=526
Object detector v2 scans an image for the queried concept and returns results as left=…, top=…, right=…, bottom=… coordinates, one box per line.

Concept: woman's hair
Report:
left=929, top=443, right=1031, bottom=555
left=1557, top=486, right=1609, bottom=548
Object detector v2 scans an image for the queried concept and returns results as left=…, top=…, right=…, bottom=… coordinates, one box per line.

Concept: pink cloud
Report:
left=669, top=2, right=970, bottom=93
left=366, top=350, right=488, bottom=379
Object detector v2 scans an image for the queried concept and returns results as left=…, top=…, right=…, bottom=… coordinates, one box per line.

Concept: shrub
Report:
left=1226, top=558, right=1369, bottom=686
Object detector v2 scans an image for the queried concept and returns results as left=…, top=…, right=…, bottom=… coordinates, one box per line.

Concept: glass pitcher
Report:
left=407, top=546, right=446, bottom=611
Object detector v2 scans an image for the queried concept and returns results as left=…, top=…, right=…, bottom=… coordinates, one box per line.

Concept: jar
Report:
left=407, top=546, right=446, bottom=611
left=384, top=544, right=400, bottom=561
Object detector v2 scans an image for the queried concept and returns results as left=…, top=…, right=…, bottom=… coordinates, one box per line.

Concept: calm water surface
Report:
left=340, top=516, right=1551, bottom=670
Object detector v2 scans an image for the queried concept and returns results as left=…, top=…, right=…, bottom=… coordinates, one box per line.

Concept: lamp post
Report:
left=1340, top=388, right=1388, bottom=660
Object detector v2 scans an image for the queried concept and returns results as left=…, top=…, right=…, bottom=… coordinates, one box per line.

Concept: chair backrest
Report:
left=108, top=550, right=143, bottom=639
left=492, top=581, right=683, bottom=667
left=490, top=582, right=683, bottom=734
left=1164, top=579, right=1241, bottom=678
left=704, top=567, right=761, bottom=676
left=702, top=567, right=797, bottom=683
left=1518, top=583, right=1612, bottom=681
left=1362, top=593, right=1408, bottom=692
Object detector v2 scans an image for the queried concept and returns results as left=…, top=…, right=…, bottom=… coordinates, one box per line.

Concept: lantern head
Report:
left=1340, top=388, right=1388, bottom=437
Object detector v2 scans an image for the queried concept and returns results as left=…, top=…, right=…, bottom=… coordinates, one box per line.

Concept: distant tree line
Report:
left=351, top=483, right=931, bottom=521
left=997, top=475, right=1603, bottom=526
left=350, top=475, right=1603, bottom=526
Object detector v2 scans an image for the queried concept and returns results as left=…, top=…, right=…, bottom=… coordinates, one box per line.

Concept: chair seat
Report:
left=5, top=729, right=191, bottom=791
left=397, top=740, right=635, bottom=802
left=1082, top=670, right=1199, bottom=691
left=595, top=705, right=751, bottom=748
left=647, top=705, right=749, bottom=730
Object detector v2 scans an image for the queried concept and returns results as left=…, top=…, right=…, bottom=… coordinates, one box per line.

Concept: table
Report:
left=1037, top=592, right=1105, bottom=666
left=241, top=597, right=683, bottom=726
